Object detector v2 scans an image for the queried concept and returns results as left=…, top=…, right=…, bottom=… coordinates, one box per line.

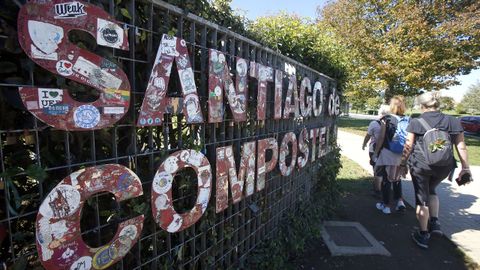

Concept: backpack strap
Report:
left=417, top=118, right=432, bottom=131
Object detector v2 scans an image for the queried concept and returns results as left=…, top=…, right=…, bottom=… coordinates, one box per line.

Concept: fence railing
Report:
left=0, top=0, right=338, bottom=269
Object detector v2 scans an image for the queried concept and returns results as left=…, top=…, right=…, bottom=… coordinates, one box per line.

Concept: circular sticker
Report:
left=102, top=26, right=119, bottom=44
left=74, top=105, right=100, bottom=129
left=179, top=150, right=190, bottom=162
left=56, top=60, right=73, bottom=76
left=163, top=156, right=179, bottom=173
left=154, top=194, right=169, bottom=210
left=152, top=172, right=173, bottom=194
left=70, top=256, right=92, bottom=270
left=236, top=59, right=247, bottom=77
left=39, top=184, right=81, bottom=219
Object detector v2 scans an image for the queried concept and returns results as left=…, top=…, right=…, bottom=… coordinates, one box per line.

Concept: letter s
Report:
left=17, top=0, right=130, bottom=130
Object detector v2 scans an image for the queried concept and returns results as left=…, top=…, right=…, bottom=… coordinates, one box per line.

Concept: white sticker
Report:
left=152, top=171, right=173, bottom=194
left=39, top=184, right=81, bottom=219
left=160, top=35, right=178, bottom=57
left=179, top=68, right=196, bottom=94
left=167, top=214, right=183, bottom=233
left=73, top=105, right=100, bottom=129
left=28, top=20, right=64, bottom=55
left=56, top=60, right=73, bottom=76
left=54, top=2, right=87, bottom=19
left=69, top=256, right=92, bottom=270
left=38, top=88, right=63, bottom=109
left=154, top=194, right=169, bottom=210
left=31, top=44, right=58, bottom=61
left=97, top=18, right=124, bottom=49
left=73, top=56, right=122, bottom=90
left=119, top=225, right=138, bottom=244
left=103, top=107, right=125, bottom=114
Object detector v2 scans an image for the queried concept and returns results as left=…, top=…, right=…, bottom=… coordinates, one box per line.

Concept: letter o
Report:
left=151, top=150, right=212, bottom=233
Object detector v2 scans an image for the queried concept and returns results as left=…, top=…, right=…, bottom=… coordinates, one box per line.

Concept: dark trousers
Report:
left=378, top=166, right=402, bottom=205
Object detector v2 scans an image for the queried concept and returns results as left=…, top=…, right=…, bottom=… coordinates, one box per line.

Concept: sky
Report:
left=231, top=0, right=479, bottom=102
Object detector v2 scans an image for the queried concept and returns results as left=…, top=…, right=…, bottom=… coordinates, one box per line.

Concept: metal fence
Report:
left=0, top=0, right=337, bottom=268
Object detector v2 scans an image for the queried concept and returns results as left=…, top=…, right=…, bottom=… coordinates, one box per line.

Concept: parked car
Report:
left=460, top=116, right=480, bottom=134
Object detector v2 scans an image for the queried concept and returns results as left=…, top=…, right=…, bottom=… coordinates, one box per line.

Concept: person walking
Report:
left=374, top=96, right=409, bottom=214
left=362, top=106, right=390, bottom=198
left=399, top=91, right=473, bottom=249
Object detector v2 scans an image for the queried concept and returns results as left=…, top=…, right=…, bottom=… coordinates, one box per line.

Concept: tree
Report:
left=439, top=96, right=455, bottom=111
left=460, top=82, right=480, bottom=114
left=249, top=13, right=351, bottom=85
left=320, top=0, right=480, bottom=100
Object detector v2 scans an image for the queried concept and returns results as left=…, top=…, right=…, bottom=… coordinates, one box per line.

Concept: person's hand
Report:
left=362, top=144, right=366, bottom=150
left=457, top=167, right=473, bottom=185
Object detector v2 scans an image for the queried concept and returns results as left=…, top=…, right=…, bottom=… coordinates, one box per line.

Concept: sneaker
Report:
left=429, top=219, right=443, bottom=236
left=412, top=230, right=430, bottom=249
left=376, top=203, right=391, bottom=214
left=396, top=200, right=406, bottom=212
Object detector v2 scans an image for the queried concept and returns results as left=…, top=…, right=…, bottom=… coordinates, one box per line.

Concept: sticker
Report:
left=92, top=245, right=117, bottom=269
left=38, top=88, right=63, bottom=108
left=74, top=105, right=100, bottom=129
left=100, top=59, right=117, bottom=71
left=97, top=18, right=124, bottom=49
left=70, top=256, right=92, bottom=270
left=39, top=185, right=81, bottom=219
left=184, top=94, right=202, bottom=122
left=163, top=156, right=179, bottom=173
left=167, top=214, right=183, bottom=233
left=155, top=194, right=169, bottom=210
left=73, top=56, right=122, bottom=90
left=43, top=104, right=69, bottom=115
left=153, top=77, right=165, bottom=90
left=56, top=60, right=73, bottom=76
left=103, top=107, right=124, bottom=114
left=118, top=225, right=137, bottom=245
left=54, top=2, right=87, bottom=19
left=61, top=248, right=75, bottom=259
left=160, top=35, right=178, bottom=57
left=28, top=21, right=64, bottom=55
left=179, top=68, right=196, bottom=94
left=152, top=172, right=173, bottom=194
left=31, top=44, right=58, bottom=61
left=236, top=59, right=247, bottom=77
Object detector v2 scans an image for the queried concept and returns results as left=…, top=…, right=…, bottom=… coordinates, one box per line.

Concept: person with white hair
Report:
left=362, top=104, right=390, bottom=198
left=399, top=91, right=473, bottom=249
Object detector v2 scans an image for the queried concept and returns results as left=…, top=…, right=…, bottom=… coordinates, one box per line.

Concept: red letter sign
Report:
left=36, top=165, right=144, bottom=270
left=250, top=62, right=273, bottom=120
left=208, top=49, right=248, bottom=123
left=17, top=0, right=130, bottom=130
left=151, top=150, right=212, bottom=232
left=137, top=35, right=204, bottom=126
left=215, top=142, right=256, bottom=213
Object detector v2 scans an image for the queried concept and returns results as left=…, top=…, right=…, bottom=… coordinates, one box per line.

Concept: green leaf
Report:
left=120, top=8, right=132, bottom=20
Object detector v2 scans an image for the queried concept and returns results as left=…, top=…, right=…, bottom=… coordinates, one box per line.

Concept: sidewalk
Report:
left=337, top=130, right=480, bottom=264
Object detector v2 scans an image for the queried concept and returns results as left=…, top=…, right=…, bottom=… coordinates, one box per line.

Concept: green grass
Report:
left=339, top=117, right=480, bottom=166
left=338, top=117, right=372, bottom=136
left=338, top=155, right=372, bottom=193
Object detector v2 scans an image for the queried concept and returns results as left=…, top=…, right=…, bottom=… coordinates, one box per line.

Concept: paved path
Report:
left=338, top=130, right=480, bottom=263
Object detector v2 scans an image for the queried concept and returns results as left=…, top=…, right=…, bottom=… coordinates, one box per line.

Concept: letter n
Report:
left=208, top=49, right=248, bottom=123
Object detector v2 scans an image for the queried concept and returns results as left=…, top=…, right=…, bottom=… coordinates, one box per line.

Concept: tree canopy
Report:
left=320, top=0, right=480, bottom=101
left=460, top=81, right=480, bottom=114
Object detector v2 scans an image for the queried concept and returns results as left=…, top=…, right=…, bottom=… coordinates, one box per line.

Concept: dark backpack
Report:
left=417, top=117, right=454, bottom=166
left=383, top=115, right=410, bottom=154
